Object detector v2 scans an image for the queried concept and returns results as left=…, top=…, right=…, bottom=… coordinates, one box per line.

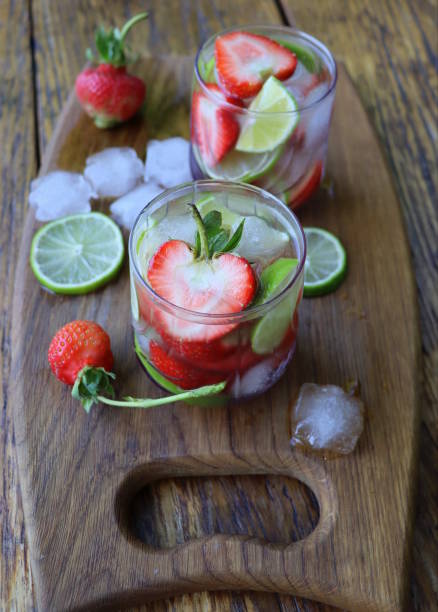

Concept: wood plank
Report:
left=0, top=1, right=37, bottom=610
left=11, top=50, right=420, bottom=612
left=277, top=4, right=438, bottom=609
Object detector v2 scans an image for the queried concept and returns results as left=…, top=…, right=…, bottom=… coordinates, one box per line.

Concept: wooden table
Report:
left=1, top=1, right=436, bottom=610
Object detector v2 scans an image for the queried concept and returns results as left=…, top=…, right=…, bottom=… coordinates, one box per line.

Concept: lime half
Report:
left=251, top=257, right=300, bottom=355
left=236, top=76, right=299, bottom=153
left=30, top=212, right=124, bottom=294
left=303, top=227, right=347, bottom=297
left=194, top=144, right=281, bottom=183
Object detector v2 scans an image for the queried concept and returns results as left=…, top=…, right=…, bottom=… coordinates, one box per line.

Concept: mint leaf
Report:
left=204, top=210, right=222, bottom=232
left=220, top=219, right=245, bottom=254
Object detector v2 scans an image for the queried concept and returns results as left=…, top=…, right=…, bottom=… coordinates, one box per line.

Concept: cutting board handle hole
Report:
left=116, top=473, right=319, bottom=549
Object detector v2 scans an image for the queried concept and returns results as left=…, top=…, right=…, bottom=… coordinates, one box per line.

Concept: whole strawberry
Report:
left=75, top=12, right=148, bottom=128
left=48, top=320, right=114, bottom=385
left=48, top=319, right=225, bottom=412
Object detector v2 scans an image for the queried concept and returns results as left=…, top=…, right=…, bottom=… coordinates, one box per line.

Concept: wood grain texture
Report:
left=279, top=4, right=438, bottom=610
left=11, top=50, right=420, bottom=611
left=0, top=1, right=36, bottom=610
left=2, top=0, right=436, bottom=610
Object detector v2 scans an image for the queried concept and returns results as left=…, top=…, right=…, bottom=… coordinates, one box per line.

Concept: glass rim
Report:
left=129, top=180, right=307, bottom=324
left=194, top=25, right=338, bottom=115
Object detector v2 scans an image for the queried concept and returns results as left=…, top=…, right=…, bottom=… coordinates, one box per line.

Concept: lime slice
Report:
left=251, top=257, right=300, bottom=355
left=30, top=212, right=124, bottom=294
left=275, top=39, right=321, bottom=74
left=303, top=227, right=347, bottom=297
left=236, top=76, right=299, bottom=153
left=199, top=56, right=216, bottom=83
left=193, top=143, right=281, bottom=183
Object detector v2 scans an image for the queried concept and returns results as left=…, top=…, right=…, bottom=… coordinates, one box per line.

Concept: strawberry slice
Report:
left=148, top=240, right=256, bottom=342
left=191, top=84, right=240, bottom=167
left=149, top=341, right=226, bottom=390
left=286, top=160, right=323, bottom=210
left=215, top=31, right=297, bottom=99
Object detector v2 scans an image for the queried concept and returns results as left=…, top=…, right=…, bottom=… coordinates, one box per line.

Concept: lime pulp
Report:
left=251, top=257, right=300, bottom=355
left=303, top=227, right=347, bottom=297
left=236, top=76, right=299, bottom=153
left=30, top=212, right=124, bottom=294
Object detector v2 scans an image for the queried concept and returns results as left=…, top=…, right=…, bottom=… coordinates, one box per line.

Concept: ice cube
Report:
left=84, top=147, right=144, bottom=198
left=236, top=215, right=289, bottom=263
left=28, top=171, right=96, bottom=221
left=145, top=138, right=192, bottom=188
left=231, top=358, right=276, bottom=398
left=301, top=89, right=334, bottom=151
left=290, top=383, right=365, bottom=455
left=110, top=182, right=163, bottom=230
left=136, top=212, right=197, bottom=275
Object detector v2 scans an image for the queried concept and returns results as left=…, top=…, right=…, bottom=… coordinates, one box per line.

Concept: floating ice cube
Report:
left=28, top=171, right=96, bottom=221
left=290, top=383, right=365, bottom=455
left=231, top=358, right=276, bottom=398
left=84, top=147, right=144, bottom=198
left=236, top=215, right=289, bottom=263
left=137, top=212, right=197, bottom=272
left=301, top=89, right=334, bottom=151
left=145, top=138, right=192, bottom=188
left=110, top=182, right=163, bottom=230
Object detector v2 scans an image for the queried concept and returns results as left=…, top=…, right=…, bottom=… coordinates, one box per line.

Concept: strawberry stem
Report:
left=119, top=12, right=149, bottom=42
left=95, top=382, right=226, bottom=408
left=72, top=365, right=226, bottom=413
left=190, top=204, right=210, bottom=259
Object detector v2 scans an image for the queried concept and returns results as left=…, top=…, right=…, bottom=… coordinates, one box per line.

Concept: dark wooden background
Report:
left=0, top=1, right=436, bottom=610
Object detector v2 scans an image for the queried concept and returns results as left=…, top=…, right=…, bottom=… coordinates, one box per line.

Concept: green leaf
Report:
left=203, top=210, right=222, bottom=232
left=219, top=219, right=245, bottom=254
left=209, top=230, right=230, bottom=254
left=72, top=366, right=116, bottom=412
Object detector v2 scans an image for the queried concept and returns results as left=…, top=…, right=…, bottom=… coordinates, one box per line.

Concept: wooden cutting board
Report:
left=10, top=57, right=420, bottom=611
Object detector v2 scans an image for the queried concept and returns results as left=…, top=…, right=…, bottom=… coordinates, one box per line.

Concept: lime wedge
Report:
left=199, top=56, right=216, bottom=83
left=275, top=39, right=321, bottom=74
left=30, top=212, right=124, bottom=294
left=251, top=257, right=300, bottom=355
left=236, top=76, right=299, bottom=153
left=194, top=144, right=281, bottom=183
left=303, top=227, right=347, bottom=297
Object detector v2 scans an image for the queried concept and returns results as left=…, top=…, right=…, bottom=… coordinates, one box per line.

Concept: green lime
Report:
left=251, top=257, right=300, bottom=355
left=236, top=76, right=299, bottom=153
left=30, top=212, right=124, bottom=294
left=193, top=143, right=281, bottom=183
left=199, top=56, right=216, bottom=83
left=275, top=39, right=321, bottom=74
left=303, top=227, right=347, bottom=297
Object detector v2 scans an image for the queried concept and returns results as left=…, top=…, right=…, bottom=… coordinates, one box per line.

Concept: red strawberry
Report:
left=191, top=84, right=240, bottom=166
left=76, top=65, right=145, bottom=128
left=75, top=13, right=148, bottom=128
left=286, top=160, right=323, bottom=210
left=215, top=31, right=297, bottom=99
left=48, top=320, right=113, bottom=385
left=147, top=239, right=256, bottom=342
left=149, top=341, right=226, bottom=390
left=144, top=206, right=256, bottom=370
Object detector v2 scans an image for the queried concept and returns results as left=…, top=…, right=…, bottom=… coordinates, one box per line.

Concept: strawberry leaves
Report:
left=190, top=204, right=245, bottom=259
left=72, top=366, right=116, bottom=413
left=86, top=12, right=148, bottom=67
